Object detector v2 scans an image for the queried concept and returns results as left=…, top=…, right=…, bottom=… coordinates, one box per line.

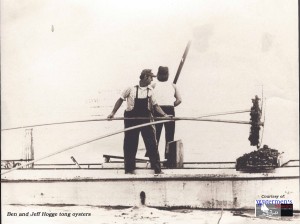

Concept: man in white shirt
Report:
left=108, top=69, right=168, bottom=174
left=152, top=66, right=182, bottom=158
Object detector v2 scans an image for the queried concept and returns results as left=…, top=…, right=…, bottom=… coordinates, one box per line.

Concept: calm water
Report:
left=2, top=89, right=299, bottom=165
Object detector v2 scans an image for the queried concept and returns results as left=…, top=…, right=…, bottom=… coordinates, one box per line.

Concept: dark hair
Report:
left=140, top=69, right=153, bottom=79
left=157, top=66, right=169, bottom=81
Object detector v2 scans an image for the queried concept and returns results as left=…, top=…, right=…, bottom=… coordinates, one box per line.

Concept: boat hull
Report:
left=2, top=167, right=299, bottom=210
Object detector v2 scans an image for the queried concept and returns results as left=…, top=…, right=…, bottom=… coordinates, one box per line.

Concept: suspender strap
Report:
left=135, top=86, right=138, bottom=98
left=135, top=85, right=149, bottom=98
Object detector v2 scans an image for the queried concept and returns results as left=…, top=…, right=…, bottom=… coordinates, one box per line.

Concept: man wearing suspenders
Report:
left=108, top=69, right=169, bottom=174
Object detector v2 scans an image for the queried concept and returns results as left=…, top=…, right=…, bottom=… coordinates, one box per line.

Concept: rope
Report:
left=2, top=109, right=251, bottom=131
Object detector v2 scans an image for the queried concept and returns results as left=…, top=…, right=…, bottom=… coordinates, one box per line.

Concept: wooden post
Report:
left=23, top=129, right=34, bottom=168
left=165, top=140, right=184, bottom=168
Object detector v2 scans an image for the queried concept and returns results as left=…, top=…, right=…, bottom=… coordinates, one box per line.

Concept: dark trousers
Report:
left=154, top=106, right=175, bottom=156
left=123, top=111, right=161, bottom=173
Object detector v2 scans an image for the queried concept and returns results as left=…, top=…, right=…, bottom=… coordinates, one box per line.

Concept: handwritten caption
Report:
left=7, top=212, right=91, bottom=217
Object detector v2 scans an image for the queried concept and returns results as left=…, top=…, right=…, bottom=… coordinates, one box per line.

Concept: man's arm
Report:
left=173, top=84, right=182, bottom=107
left=153, top=104, right=170, bottom=117
left=107, top=98, right=123, bottom=119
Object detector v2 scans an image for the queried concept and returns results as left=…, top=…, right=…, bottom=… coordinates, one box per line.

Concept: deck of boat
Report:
left=2, top=160, right=299, bottom=210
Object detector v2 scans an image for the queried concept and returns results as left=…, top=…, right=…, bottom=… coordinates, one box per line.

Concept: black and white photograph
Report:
left=1, top=0, right=299, bottom=223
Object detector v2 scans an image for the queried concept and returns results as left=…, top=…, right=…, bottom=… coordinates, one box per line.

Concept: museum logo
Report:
left=255, top=200, right=293, bottom=217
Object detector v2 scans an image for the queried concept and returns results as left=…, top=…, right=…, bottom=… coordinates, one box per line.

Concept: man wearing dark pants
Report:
left=108, top=69, right=169, bottom=174
left=152, top=66, right=182, bottom=158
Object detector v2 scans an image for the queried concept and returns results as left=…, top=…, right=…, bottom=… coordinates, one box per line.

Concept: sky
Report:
left=1, top=0, right=298, bottom=163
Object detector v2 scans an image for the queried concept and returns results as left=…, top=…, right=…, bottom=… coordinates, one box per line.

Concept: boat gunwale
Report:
left=2, top=175, right=299, bottom=183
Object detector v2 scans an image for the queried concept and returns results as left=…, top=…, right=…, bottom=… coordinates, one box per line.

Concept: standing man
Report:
left=152, top=66, right=182, bottom=158
left=107, top=69, right=168, bottom=174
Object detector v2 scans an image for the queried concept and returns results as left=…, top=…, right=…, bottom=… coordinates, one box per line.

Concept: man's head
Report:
left=139, top=69, right=156, bottom=86
left=157, top=66, right=169, bottom=82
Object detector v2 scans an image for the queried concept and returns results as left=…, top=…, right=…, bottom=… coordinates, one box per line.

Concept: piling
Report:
left=22, top=129, right=34, bottom=168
